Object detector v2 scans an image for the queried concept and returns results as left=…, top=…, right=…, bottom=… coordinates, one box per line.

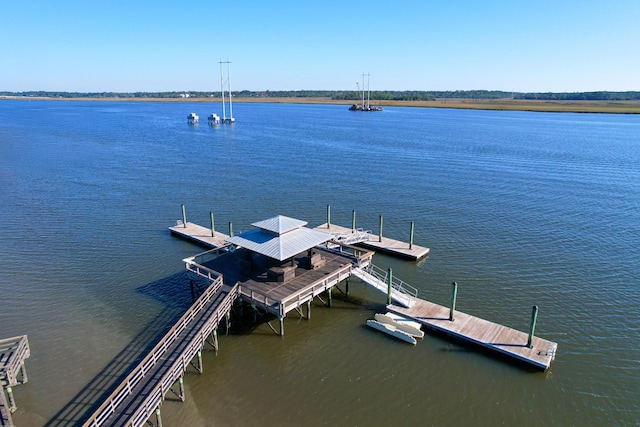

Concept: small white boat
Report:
left=187, top=112, right=199, bottom=124
left=374, top=312, right=424, bottom=338
left=208, top=113, right=220, bottom=125
left=366, top=319, right=417, bottom=345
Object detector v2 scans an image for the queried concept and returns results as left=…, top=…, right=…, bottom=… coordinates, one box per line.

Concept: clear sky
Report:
left=2, top=0, right=638, bottom=92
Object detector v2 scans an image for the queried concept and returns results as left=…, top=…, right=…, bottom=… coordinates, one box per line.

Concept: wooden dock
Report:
left=169, top=221, right=230, bottom=248
left=1, top=335, right=30, bottom=425
left=315, top=223, right=430, bottom=261
left=82, top=278, right=238, bottom=427
left=387, top=298, right=557, bottom=370
left=185, top=244, right=374, bottom=335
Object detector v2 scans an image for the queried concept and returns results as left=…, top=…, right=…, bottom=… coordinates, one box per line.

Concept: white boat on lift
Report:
left=187, top=112, right=199, bottom=124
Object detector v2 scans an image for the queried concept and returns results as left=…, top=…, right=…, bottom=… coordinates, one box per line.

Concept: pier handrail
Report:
left=365, top=263, right=418, bottom=298
left=280, top=263, right=353, bottom=315
left=128, top=281, right=239, bottom=427
left=324, top=242, right=374, bottom=267
left=83, top=275, right=226, bottom=427
left=0, top=335, right=30, bottom=386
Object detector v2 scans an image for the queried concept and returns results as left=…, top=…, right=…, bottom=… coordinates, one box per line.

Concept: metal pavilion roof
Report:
left=226, top=215, right=333, bottom=261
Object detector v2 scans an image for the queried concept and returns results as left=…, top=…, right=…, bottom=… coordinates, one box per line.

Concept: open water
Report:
left=0, top=100, right=638, bottom=426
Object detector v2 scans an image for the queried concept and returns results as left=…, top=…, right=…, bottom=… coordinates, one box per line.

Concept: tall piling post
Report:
left=178, top=376, right=185, bottom=401
left=210, top=212, right=215, bottom=237
left=6, top=386, right=16, bottom=412
left=450, top=282, right=458, bottom=321
left=352, top=210, right=356, bottom=232
left=387, top=268, right=393, bottom=305
left=156, top=407, right=163, bottom=427
left=409, top=221, right=415, bottom=249
left=527, top=305, right=539, bottom=348
left=20, top=362, right=28, bottom=383
left=327, top=204, right=331, bottom=229
left=181, top=204, right=187, bottom=228
left=229, top=222, right=233, bottom=237
left=379, top=215, right=383, bottom=242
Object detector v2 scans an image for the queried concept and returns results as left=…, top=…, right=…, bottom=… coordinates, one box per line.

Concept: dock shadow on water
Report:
left=45, top=272, right=194, bottom=427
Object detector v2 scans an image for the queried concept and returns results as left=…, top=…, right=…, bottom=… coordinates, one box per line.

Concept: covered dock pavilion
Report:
left=183, top=215, right=374, bottom=335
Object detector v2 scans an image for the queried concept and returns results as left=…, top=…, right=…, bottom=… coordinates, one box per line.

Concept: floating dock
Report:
left=315, top=223, right=430, bottom=261
left=387, top=298, right=557, bottom=370
left=169, top=221, right=230, bottom=249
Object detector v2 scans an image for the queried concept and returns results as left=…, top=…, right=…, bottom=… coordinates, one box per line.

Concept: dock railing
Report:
left=364, top=263, right=418, bottom=299
left=82, top=275, right=231, bottom=427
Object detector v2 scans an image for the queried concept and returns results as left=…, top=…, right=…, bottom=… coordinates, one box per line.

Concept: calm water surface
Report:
left=0, top=100, right=639, bottom=426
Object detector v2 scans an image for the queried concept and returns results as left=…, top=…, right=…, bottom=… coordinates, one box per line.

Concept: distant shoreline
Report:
left=2, top=95, right=640, bottom=114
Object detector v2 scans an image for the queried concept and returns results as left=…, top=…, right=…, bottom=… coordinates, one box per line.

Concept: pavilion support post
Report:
left=210, top=212, right=215, bottom=237
left=352, top=210, right=356, bottom=232
left=197, top=351, right=203, bottom=374
left=387, top=268, right=393, bottom=305
left=527, top=305, right=539, bottom=348
left=409, top=221, right=415, bottom=249
left=327, top=204, right=331, bottom=229
left=181, top=204, right=187, bottom=228
left=450, top=282, right=458, bottom=321
left=178, top=377, right=185, bottom=402
left=379, top=215, right=383, bottom=242
left=6, top=386, right=17, bottom=413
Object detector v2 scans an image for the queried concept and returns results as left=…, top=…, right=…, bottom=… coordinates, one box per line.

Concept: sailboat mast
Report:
left=220, top=59, right=226, bottom=121
left=227, top=59, right=233, bottom=120
left=361, top=72, right=365, bottom=108
left=367, top=72, right=371, bottom=109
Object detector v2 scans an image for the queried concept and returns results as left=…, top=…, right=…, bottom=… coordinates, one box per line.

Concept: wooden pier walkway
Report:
left=169, top=221, right=230, bottom=248
left=315, top=224, right=430, bottom=261
left=82, top=278, right=238, bottom=427
left=1, top=335, right=30, bottom=426
left=387, top=298, right=557, bottom=370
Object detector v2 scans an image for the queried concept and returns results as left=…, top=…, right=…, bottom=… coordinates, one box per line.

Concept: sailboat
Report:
left=349, top=72, right=383, bottom=112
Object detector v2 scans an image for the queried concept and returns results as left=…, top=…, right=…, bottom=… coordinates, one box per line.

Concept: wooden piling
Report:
left=229, top=222, right=233, bottom=237
left=210, top=212, right=215, bottom=237
left=409, top=221, right=415, bottom=249
left=181, top=204, right=187, bottom=228
left=351, top=210, right=356, bottom=232
left=387, top=268, right=393, bottom=305
left=379, top=215, right=383, bottom=242
left=327, top=204, right=331, bottom=229
left=450, top=282, right=458, bottom=321
left=527, top=305, right=539, bottom=348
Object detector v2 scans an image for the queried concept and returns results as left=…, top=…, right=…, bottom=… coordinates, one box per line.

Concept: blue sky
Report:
left=2, top=0, right=638, bottom=92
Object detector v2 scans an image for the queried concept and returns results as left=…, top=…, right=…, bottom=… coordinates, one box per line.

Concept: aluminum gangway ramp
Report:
left=351, top=264, right=417, bottom=308
left=82, top=278, right=238, bottom=427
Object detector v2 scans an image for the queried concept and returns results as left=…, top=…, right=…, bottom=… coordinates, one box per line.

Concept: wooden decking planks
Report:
left=0, top=335, right=29, bottom=387
left=388, top=298, right=557, bottom=370
left=82, top=281, right=237, bottom=427
left=199, top=246, right=360, bottom=317
left=315, top=223, right=430, bottom=261
left=169, top=222, right=230, bottom=248
left=0, top=390, right=11, bottom=427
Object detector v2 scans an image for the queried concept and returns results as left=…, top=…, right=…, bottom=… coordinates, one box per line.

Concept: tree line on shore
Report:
left=3, top=90, right=640, bottom=101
